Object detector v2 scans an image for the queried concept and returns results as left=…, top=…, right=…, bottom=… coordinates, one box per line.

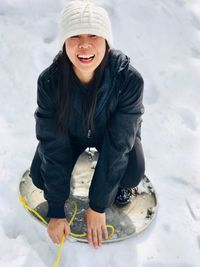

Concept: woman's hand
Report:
left=47, top=218, right=71, bottom=244
left=84, top=208, right=109, bottom=248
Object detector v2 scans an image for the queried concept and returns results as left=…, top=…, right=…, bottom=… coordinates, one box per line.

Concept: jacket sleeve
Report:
left=88, top=71, right=145, bottom=213
left=34, top=73, right=73, bottom=218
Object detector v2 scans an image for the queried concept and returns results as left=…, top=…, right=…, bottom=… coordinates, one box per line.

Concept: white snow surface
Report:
left=0, top=0, right=200, bottom=266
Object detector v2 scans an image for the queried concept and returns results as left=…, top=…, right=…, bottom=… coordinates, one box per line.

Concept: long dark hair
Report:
left=53, top=42, right=110, bottom=135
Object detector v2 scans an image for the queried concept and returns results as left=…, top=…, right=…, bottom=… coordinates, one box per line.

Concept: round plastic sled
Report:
left=19, top=148, right=158, bottom=243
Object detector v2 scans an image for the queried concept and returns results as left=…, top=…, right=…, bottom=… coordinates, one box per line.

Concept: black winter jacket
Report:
left=32, top=49, right=144, bottom=218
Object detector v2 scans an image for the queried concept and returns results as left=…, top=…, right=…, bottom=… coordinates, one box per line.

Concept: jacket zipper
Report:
left=87, top=129, right=91, bottom=138
left=87, top=128, right=93, bottom=161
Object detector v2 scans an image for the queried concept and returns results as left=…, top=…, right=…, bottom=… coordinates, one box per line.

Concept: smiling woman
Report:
left=30, top=0, right=145, bottom=249
left=65, top=34, right=107, bottom=84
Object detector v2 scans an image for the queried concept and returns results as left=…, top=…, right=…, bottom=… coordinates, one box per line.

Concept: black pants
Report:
left=30, top=137, right=145, bottom=198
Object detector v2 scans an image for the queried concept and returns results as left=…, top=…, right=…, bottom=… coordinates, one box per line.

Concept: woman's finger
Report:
left=87, top=227, right=92, bottom=245
left=50, top=234, right=57, bottom=244
left=54, top=235, right=61, bottom=244
left=97, top=228, right=102, bottom=246
left=64, top=224, right=70, bottom=238
left=102, top=225, right=109, bottom=240
left=92, top=228, right=98, bottom=248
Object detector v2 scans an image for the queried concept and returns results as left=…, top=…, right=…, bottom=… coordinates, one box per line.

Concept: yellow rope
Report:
left=19, top=195, right=115, bottom=267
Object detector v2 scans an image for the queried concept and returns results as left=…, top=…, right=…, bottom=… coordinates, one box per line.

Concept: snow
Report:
left=0, top=0, right=200, bottom=266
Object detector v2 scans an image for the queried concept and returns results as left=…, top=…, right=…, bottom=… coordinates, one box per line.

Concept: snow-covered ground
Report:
left=0, top=0, right=200, bottom=266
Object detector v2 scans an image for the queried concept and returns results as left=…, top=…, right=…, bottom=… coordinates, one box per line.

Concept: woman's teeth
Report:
left=77, top=54, right=95, bottom=63
left=77, top=54, right=95, bottom=59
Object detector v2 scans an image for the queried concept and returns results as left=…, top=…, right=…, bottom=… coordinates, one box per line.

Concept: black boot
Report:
left=114, top=187, right=137, bottom=207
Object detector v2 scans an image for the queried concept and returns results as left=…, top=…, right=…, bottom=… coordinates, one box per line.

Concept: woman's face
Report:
left=65, top=34, right=106, bottom=84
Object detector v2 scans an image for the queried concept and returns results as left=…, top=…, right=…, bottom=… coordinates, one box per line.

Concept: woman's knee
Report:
left=134, top=138, right=145, bottom=178
left=30, top=148, right=44, bottom=190
left=120, top=137, right=145, bottom=188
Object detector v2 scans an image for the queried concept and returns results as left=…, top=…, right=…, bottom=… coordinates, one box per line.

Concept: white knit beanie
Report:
left=58, top=0, right=113, bottom=50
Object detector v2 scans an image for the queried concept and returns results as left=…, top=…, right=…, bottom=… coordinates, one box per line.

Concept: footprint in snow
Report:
left=190, top=47, right=200, bottom=59
left=190, top=13, right=200, bottom=31
left=177, top=107, right=198, bottom=131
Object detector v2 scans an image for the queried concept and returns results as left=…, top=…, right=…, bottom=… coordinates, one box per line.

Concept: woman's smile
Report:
left=77, top=54, right=95, bottom=64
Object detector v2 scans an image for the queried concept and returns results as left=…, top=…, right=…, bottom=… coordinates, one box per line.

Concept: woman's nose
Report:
left=78, top=37, right=92, bottom=48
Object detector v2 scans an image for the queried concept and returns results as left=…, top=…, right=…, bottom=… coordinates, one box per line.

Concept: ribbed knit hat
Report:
left=58, top=0, right=113, bottom=50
